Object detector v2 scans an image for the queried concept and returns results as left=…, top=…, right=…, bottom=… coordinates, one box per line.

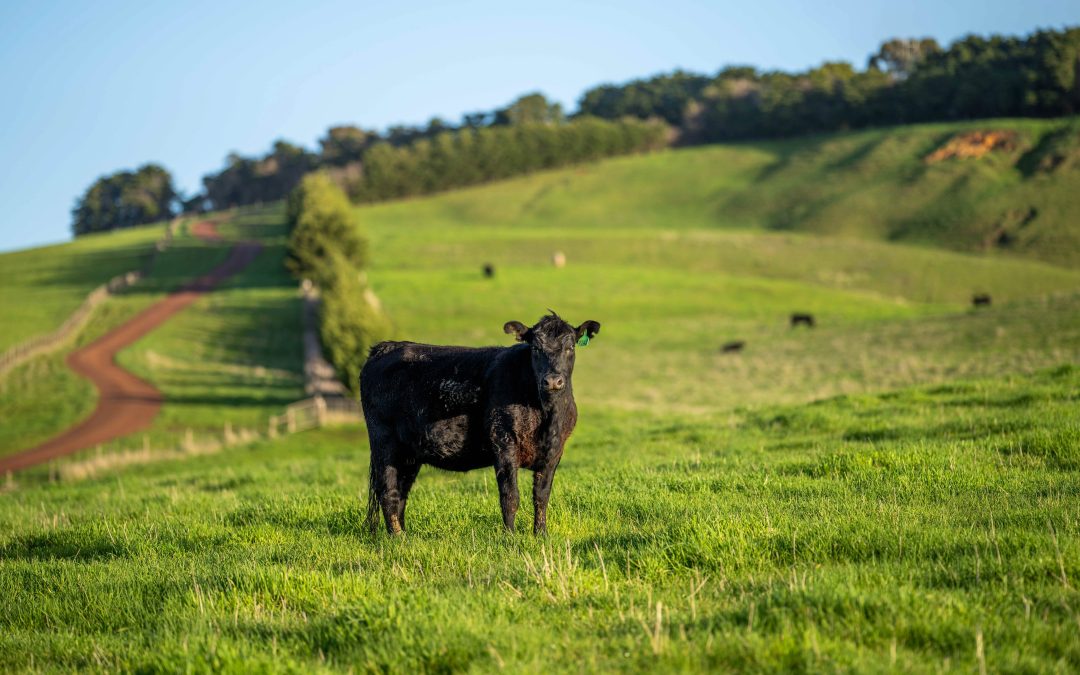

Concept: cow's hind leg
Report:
left=366, top=426, right=407, bottom=535
left=395, top=462, right=421, bottom=532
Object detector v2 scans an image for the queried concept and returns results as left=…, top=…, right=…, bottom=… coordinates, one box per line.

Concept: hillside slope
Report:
left=0, top=225, right=167, bottom=352
left=360, top=116, right=1080, bottom=267
left=0, top=209, right=303, bottom=459
left=1, top=120, right=1079, bottom=671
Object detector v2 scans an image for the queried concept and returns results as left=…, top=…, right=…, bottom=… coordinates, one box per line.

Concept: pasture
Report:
left=0, top=212, right=303, bottom=459
left=1, top=368, right=1077, bottom=671
left=2, top=119, right=1079, bottom=671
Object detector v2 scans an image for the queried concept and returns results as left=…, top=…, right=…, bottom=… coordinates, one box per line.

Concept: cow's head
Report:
left=504, top=312, right=601, bottom=399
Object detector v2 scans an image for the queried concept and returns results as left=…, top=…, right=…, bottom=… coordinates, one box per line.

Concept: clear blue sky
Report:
left=1, top=0, right=1077, bottom=252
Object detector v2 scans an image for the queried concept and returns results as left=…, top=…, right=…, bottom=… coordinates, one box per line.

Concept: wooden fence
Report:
left=0, top=219, right=179, bottom=379
left=267, top=394, right=362, bottom=437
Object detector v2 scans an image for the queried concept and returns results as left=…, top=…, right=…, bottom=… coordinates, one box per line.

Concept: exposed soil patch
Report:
left=925, top=130, right=1019, bottom=163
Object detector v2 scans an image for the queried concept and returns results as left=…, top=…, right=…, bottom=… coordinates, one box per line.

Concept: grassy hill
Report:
left=361, top=116, right=1080, bottom=267
left=1, top=119, right=1079, bottom=671
left=0, top=210, right=303, bottom=458
left=0, top=225, right=167, bottom=353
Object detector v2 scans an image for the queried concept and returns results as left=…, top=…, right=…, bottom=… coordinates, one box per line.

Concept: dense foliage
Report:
left=285, top=173, right=367, bottom=287
left=349, top=116, right=668, bottom=203
left=202, top=141, right=317, bottom=213
left=71, top=164, right=176, bottom=236
left=580, top=29, right=1080, bottom=142
left=200, top=94, right=666, bottom=211
left=318, top=252, right=392, bottom=392
left=285, top=174, right=388, bottom=391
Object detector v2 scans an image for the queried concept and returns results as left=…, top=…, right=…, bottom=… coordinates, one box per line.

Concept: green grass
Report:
left=115, top=206, right=305, bottom=442
left=1, top=367, right=1077, bottom=671
left=2, top=118, right=1080, bottom=671
left=360, top=116, right=1080, bottom=267
left=0, top=208, right=304, bottom=458
left=0, top=225, right=232, bottom=457
left=0, top=224, right=167, bottom=352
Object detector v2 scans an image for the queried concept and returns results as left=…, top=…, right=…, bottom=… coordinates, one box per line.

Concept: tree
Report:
left=286, top=172, right=367, bottom=286
left=319, top=125, right=373, bottom=166
left=71, top=164, right=177, bottom=236
left=318, top=250, right=392, bottom=393
left=868, top=38, right=941, bottom=80
left=494, top=92, right=564, bottom=126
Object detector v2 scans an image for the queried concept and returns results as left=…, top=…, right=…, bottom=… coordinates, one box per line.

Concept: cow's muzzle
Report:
left=542, top=375, right=566, bottom=392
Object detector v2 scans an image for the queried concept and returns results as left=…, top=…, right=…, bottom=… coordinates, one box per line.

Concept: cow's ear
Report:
left=576, top=320, right=601, bottom=342
left=503, top=321, right=529, bottom=342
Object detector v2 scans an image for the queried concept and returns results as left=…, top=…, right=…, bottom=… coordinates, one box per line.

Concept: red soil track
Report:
left=0, top=222, right=262, bottom=474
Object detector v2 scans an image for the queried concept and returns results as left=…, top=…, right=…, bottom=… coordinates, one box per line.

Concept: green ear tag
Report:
left=577, top=334, right=590, bottom=347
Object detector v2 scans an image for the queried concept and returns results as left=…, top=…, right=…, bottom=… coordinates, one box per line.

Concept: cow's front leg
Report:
left=532, top=455, right=561, bottom=535
left=494, top=453, right=520, bottom=532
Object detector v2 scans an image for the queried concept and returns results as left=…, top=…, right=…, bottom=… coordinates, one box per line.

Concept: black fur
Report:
left=360, top=312, right=600, bottom=535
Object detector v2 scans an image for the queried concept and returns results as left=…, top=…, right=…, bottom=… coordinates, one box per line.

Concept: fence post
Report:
left=315, top=396, right=327, bottom=427
left=287, top=408, right=296, bottom=433
left=268, top=416, right=277, bottom=438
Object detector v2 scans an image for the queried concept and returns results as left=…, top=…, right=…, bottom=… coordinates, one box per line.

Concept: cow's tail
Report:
left=364, top=457, right=381, bottom=536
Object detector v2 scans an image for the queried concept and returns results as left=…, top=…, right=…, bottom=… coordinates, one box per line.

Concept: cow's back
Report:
left=360, top=341, right=517, bottom=469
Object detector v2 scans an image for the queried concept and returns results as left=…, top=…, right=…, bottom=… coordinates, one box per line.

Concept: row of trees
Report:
left=578, top=28, right=1080, bottom=142
left=198, top=92, right=659, bottom=211
left=348, top=116, right=668, bottom=202
left=72, top=27, right=1080, bottom=235
left=286, top=173, right=390, bottom=392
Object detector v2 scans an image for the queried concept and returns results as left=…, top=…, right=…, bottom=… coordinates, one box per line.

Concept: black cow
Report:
left=483, top=263, right=495, bottom=278
left=359, top=312, right=601, bottom=535
left=972, top=293, right=992, bottom=308
left=790, top=313, right=816, bottom=328
left=721, top=340, right=745, bottom=353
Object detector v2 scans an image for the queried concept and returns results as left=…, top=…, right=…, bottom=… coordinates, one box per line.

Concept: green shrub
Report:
left=318, top=253, right=392, bottom=393
left=286, top=173, right=367, bottom=287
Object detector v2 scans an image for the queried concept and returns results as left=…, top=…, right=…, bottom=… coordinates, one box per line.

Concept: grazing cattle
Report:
left=972, top=293, right=992, bottom=308
left=790, top=313, right=816, bottom=328
left=721, top=340, right=745, bottom=353
left=552, top=251, right=567, bottom=268
left=359, top=312, right=601, bottom=535
left=483, top=263, right=496, bottom=278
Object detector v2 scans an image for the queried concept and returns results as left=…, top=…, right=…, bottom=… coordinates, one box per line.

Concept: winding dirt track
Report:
left=0, top=222, right=262, bottom=474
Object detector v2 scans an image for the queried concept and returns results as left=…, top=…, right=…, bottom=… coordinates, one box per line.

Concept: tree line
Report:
left=199, top=93, right=666, bottom=210
left=580, top=29, right=1080, bottom=142
left=72, top=26, right=1080, bottom=236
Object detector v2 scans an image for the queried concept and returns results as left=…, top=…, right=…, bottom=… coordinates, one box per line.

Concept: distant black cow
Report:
left=359, top=312, right=601, bottom=535
left=483, top=263, right=495, bottom=278
left=721, top=340, right=745, bottom=353
left=790, top=313, right=816, bottom=328
left=972, top=293, right=992, bottom=308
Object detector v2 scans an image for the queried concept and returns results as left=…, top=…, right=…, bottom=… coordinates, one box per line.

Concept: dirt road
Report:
left=0, top=222, right=262, bottom=474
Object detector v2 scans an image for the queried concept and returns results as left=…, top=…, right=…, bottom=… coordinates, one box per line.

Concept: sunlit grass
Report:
left=1, top=368, right=1077, bottom=671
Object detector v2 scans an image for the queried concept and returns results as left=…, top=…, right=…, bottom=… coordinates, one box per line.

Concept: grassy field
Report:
left=0, top=209, right=304, bottom=458
left=114, top=207, right=304, bottom=444
left=1, top=119, right=1079, bottom=671
left=0, top=224, right=167, bottom=353
left=1, top=368, right=1077, bottom=671
left=360, top=116, right=1080, bottom=267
